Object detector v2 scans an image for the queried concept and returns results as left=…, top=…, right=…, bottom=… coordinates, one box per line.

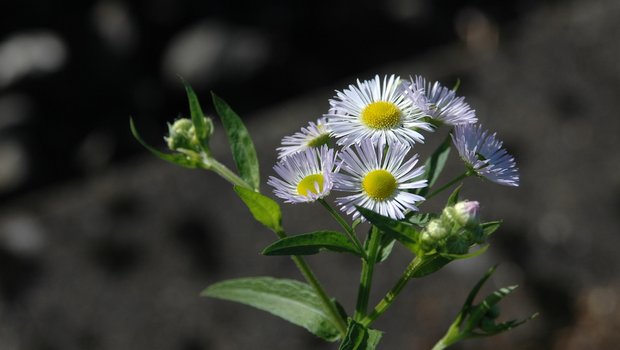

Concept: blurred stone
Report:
left=0, top=141, right=28, bottom=192
left=0, top=31, right=67, bottom=88
left=161, top=21, right=270, bottom=86
left=92, top=1, right=138, bottom=55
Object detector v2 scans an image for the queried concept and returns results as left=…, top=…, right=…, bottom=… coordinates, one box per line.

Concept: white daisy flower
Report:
left=401, top=75, right=477, bottom=126
left=452, top=124, right=519, bottom=187
left=277, top=118, right=332, bottom=159
left=334, top=139, right=427, bottom=220
left=268, top=146, right=337, bottom=203
left=325, top=75, right=432, bottom=147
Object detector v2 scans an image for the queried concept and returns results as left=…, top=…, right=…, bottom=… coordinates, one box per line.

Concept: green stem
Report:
left=291, top=254, right=349, bottom=336
left=318, top=199, right=367, bottom=260
left=275, top=228, right=347, bottom=336
left=361, top=256, right=424, bottom=326
left=425, top=171, right=471, bottom=201
left=200, top=154, right=253, bottom=190
left=354, top=226, right=381, bottom=320
left=431, top=321, right=464, bottom=350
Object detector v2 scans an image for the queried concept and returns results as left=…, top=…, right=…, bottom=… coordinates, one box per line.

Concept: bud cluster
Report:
left=420, top=200, right=484, bottom=254
left=165, top=117, right=214, bottom=154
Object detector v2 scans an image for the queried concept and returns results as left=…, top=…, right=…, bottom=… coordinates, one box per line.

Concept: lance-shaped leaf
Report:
left=356, top=206, right=419, bottom=253
left=406, top=212, right=438, bottom=228
left=376, top=236, right=396, bottom=263
left=202, top=277, right=341, bottom=342
left=234, top=186, right=282, bottom=233
left=129, top=118, right=197, bottom=169
left=446, top=183, right=463, bottom=207
left=481, top=221, right=502, bottom=237
left=263, top=231, right=362, bottom=256
left=180, top=79, right=209, bottom=144
left=212, top=93, right=260, bottom=191
left=461, top=265, right=498, bottom=316
left=416, top=134, right=451, bottom=196
left=467, top=285, right=519, bottom=331
left=411, top=245, right=489, bottom=278
left=338, top=319, right=383, bottom=350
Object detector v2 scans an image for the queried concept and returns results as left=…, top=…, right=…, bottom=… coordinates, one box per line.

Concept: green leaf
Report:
left=356, top=206, right=419, bottom=253
left=461, top=265, right=498, bottom=315
left=263, top=231, right=362, bottom=256
left=440, top=244, right=489, bottom=260
left=129, top=118, right=197, bottom=169
left=212, top=92, right=260, bottom=191
left=480, top=313, right=538, bottom=336
left=481, top=221, right=502, bottom=236
left=406, top=212, right=438, bottom=228
left=410, top=254, right=453, bottom=278
left=202, top=277, right=341, bottom=342
left=416, top=134, right=452, bottom=196
left=446, top=183, right=463, bottom=207
left=338, top=319, right=383, bottom=350
left=467, top=285, right=519, bottom=331
left=180, top=78, right=208, bottom=143
left=376, top=236, right=396, bottom=263
left=234, top=186, right=282, bottom=233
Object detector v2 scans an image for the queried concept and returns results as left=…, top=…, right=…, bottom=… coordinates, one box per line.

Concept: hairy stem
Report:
left=354, top=227, right=381, bottom=320
left=318, top=199, right=367, bottom=260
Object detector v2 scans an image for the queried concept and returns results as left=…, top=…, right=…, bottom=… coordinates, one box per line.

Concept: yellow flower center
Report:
left=362, top=169, right=397, bottom=200
left=297, top=174, right=325, bottom=196
left=360, top=101, right=402, bottom=129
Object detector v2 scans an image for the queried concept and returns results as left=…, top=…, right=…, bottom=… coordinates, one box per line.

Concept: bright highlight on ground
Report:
left=362, top=169, right=397, bottom=200
left=361, top=101, right=402, bottom=129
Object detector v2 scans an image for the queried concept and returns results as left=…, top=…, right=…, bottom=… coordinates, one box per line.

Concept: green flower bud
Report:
left=420, top=219, right=450, bottom=251
left=165, top=117, right=213, bottom=154
left=166, top=118, right=195, bottom=151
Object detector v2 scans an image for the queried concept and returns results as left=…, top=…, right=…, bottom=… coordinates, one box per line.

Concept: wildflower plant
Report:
left=131, top=75, right=536, bottom=349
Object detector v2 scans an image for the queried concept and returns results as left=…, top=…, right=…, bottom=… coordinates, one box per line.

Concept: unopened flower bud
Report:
left=445, top=200, right=480, bottom=228
left=166, top=118, right=196, bottom=151
left=165, top=117, right=214, bottom=153
left=420, top=219, right=450, bottom=251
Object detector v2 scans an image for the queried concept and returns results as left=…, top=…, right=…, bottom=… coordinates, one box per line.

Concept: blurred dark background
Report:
left=1, top=0, right=619, bottom=349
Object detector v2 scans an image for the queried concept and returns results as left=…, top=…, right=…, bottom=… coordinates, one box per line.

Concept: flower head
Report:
left=452, top=124, right=519, bottom=186
left=401, top=76, right=477, bottom=126
left=333, top=139, right=427, bottom=220
left=268, top=146, right=337, bottom=203
left=326, top=75, right=432, bottom=147
left=277, top=118, right=332, bottom=159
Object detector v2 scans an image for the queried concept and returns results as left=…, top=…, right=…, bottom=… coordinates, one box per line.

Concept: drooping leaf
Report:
left=180, top=78, right=208, bottom=143
left=263, top=231, right=362, bottom=256
left=356, top=206, right=419, bottom=253
left=202, top=277, right=341, bottom=342
left=416, top=134, right=452, bottom=196
left=234, top=186, right=282, bottom=233
left=212, top=93, right=260, bottom=191
left=129, top=118, right=197, bottom=169
left=446, top=183, right=463, bottom=207
left=338, top=319, right=383, bottom=350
